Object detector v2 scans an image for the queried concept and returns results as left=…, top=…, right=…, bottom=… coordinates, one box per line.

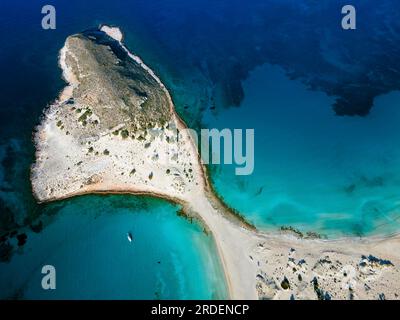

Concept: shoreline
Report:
left=35, top=185, right=400, bottom=246
left=30, top=25, right=400, bottom=300
left=30, top=25, right=241, bottom=298
left=99, top=26, right=400, bottom=242
left=99, top=25, right=257, bottom=232
left=34, top=187, right=236, bottom=298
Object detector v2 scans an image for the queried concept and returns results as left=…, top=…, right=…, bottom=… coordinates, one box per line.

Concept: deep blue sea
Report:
left=1, top=0, right=400, bottom=298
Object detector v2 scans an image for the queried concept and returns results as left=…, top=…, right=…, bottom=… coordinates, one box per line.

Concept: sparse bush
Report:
left=120, top=129, right=129, bottom=139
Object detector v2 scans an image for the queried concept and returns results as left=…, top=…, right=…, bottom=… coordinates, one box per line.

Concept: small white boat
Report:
left=127, top=232, right=133, bottom=242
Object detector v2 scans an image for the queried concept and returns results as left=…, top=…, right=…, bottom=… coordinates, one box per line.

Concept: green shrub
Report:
left=120, top=129, right=129, bottom=139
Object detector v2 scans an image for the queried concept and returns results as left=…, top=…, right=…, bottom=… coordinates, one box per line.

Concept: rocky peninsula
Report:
left=31, top=26, right=400, bottom=300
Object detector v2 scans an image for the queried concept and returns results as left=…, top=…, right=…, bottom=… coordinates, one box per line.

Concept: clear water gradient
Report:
left=0, top=196, right=227, bottom=299
left=204, top=64, right=400, bottom=237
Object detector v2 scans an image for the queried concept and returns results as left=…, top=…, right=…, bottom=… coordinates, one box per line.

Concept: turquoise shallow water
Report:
left=204, top=64, right=400, bottom=237
left=0, top=196, right=227, bottom=299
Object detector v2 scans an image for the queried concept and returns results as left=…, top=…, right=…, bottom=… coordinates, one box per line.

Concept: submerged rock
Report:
left=30, top=221, right=43, bottom=233
left=0, top=242, right=13, bottom=262
left=16, top=233, right=27, bottom=247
